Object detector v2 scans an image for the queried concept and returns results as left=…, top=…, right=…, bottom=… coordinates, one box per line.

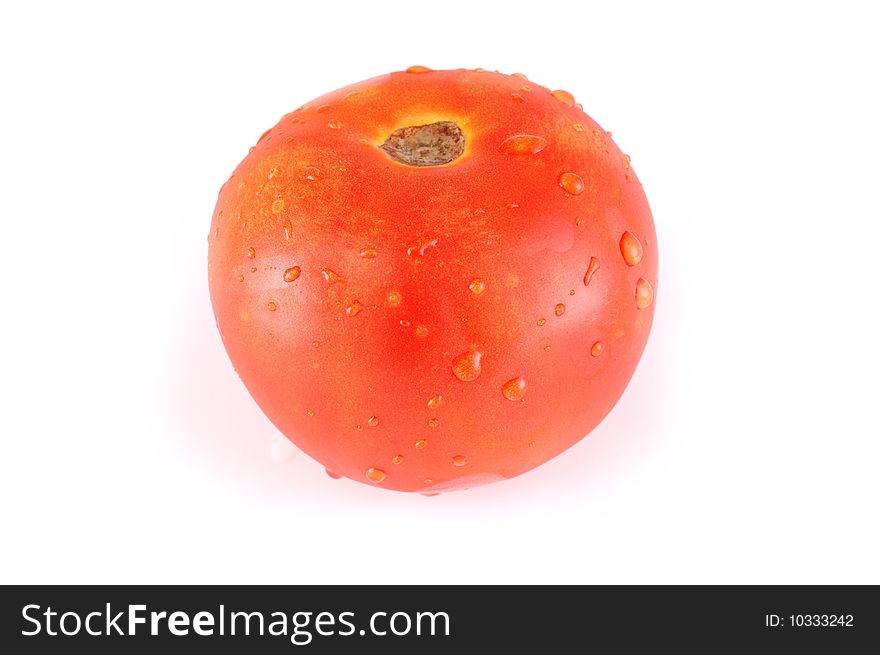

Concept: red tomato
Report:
left=208, top=67, right=657, bottom=493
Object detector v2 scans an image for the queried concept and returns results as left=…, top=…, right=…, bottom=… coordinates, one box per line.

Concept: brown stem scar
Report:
left=379, top=121, right=465, bottom=166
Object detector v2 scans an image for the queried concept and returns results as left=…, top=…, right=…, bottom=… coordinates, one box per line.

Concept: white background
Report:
left=2, top=1, right=878, bottom=584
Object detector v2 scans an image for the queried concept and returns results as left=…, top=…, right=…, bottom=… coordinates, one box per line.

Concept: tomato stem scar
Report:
left=379, top=121, right=465, bottom=166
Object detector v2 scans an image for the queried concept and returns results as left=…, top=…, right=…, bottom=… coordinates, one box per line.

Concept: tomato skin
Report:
left=208, top=68, right=657, bottom=493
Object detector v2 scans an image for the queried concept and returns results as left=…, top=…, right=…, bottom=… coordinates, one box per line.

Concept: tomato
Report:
left=208, top=67, right=657, bottom=493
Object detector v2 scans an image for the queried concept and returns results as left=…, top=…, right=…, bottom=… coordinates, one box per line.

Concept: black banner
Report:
left=1, top=585, right=876, bottom=652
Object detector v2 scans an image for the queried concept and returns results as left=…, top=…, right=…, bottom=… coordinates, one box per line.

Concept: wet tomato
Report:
left=208, top=67, right=657, bottom=493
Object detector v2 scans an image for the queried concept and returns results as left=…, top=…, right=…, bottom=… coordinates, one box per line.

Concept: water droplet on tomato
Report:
left=452, top=350, right=482, bottom=382
left=312, top=340, right=321, bottom=348
left=591, top=341, right=603, bottom=357
left=636, top=278, right=654, bottom=309
left=365, top=467, right=386, bottom=483
left=237, top=274, right=245, bottom=282
left=537, top=318, right=546, bottom=327
left=555, top=303, right=566, bottom=317
left=307, top=410, right=316, bottom=417
left=359, top=246, right=378, bottom=259
left=551, top=89, right=575, bottom=106
left=622, top=154, right=631, bottom=169
left=415, top=439, right=427, bottom=450
left=399, top=319, right=410, bottom=327
left=271, top=198, right=285, bottom=214
left=584, top=257, right=599, bottom=286
left=427, top=395, right=442, bottom=409
left=325, top=468, right=342, bottom=479
left=322, top=268, right=346, bottom=284
left=559, top=172, right=585, bottom=195
left=415, top=324, right=429, bottom=337
left=469, top=278, right=486, bottom=295
left=452, top=455, right=468, bottom=467
left=246, top=247, right=256, bottom=259
left=327, top=118, right=342, bottom=129
left=620, top=231, right=643, bottom=266
left=407, top=236, right=438, bottom=257
left=521, top=85, right=532, bottom=93
left=283, top=266, right=301, bottom=283
left=345, top=300, right=362, bottom=316
left=406, top=65, right=432, bottom=73
left=512, top=72, right=529, bottom=80
left=387, top=290, right=403, bottom=307
left=267, top=301, right=277, bottom=312
left=367, top=416, right=379, bottom=427
left=316, top=104, right=330, bottom=113
left=304, top=166, right=323, bottom=181
left=511, top=93, right=524, bottom=102
left=572, top=123, right=585, bottom=132
left=428, top=418, right=439, bottom=428
left=502, top=377, right=527, bottom=401
left=499, top=134, right=547, bottom=155
left=392, top=455, right=404, bottom=465
left=283, top=220, right=293, bottom=239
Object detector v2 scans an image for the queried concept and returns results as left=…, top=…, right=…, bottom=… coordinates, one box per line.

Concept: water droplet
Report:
left=499, top=134, right=547, bottom=155
left=555, top=303, right=566, bottom=317
left=511, top=93, right=524, bottom=102
left=268, top=166, right=280, bottom=180
left=392, top=455, right=404, bottom=465
left=636, top=278, right=654, bottom=309
left=250, top=266, right=257, bottom=273
left=512, top=72, right=529, bottom=80
left=469, top=278, right=486, bottom=295
left=213, top=227, right=220, bottom=239
left=246, top=247, right=255, bottom=259
left=537, top=318, right=546, bottom=327
left=257, top=129, right=272, bottom=143
left=358, top=246, right=378, bottom=259
left=267, top=301, right=277, bottom=312
left=622, top=154, right=631, bottom=169
left=312, top=340, right=321, bottom=348
left=345, top=300, right=362, bottom=316
left=290, top=116, right=306, bottom=124
left=365, top=467, right=386, bottom=483
left=414, top=439, right=427, bottom=450
left=502, top=377, right=527, bottom=401
left=619, top=231, right=643, bottom=266
left=452, top=350, right=482, bottom=382
left=327, top=118, right=342, bottom=129
left=625, top=173, right=633, bottom=183
left=237, top=274, right=245, bottom=282
left=452, top=455, right=468, bottom=467
left=559, top=172, right=585, bottom=195
left=387, top=290, right=403, bottom=307
left=325, top=468, right=342, bottom=479
left=399, top=319, right=410, bottom=327
left=591, top=341, right=603, bottom=357
left=304, top=166, right=323, bottom=181
left=283, top=266, right=301, bottom=283
left=521, top=85, right=532, bottom=93
left=551, top=89, right=575, bottom=106
left=428, top=418, right=439, bottom=428
left=583, top=257, right=600, bottom=286
left=415, top=324, right=429, bottom=337
left=427, top=395, right=442, bottom=409
left=322, top=268, right=346, bottom=284
left=569, top=289, right=576, bottom=296
left=544, top=345, right=551, bottom=352
left=367, top=416, right=379, bottom=427
left=572, top=123, right=585, bottom=132
left=406, top=65, right=433, bottom=73
left=283, top=220, right=293, bottom=239
left=407, top=236, right=438, bottom=257
left=307, top=410, right=316, bottom=417
left=316, top=104, right=330, bottom=113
